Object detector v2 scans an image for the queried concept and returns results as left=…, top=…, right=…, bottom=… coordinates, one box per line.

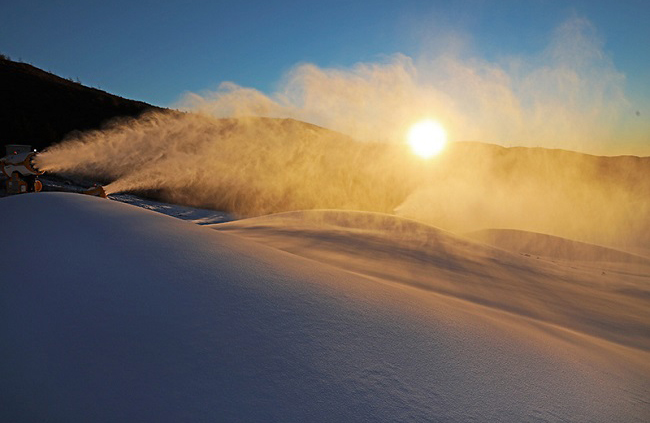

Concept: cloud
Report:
left=177, top=17, right=645, bottom=155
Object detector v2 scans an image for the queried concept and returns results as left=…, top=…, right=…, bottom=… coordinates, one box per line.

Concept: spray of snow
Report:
left=34, top=17, right=650, bottom=249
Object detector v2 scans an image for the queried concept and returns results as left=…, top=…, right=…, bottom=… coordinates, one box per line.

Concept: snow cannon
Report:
left=82, top=185, right=108, bottom=198
left=1, top=145, right=44, bottom=195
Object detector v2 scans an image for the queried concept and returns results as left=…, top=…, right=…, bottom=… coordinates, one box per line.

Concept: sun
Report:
left=407, top=119, right=447, bottom=159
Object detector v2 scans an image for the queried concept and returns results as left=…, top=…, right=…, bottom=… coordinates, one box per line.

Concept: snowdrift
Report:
left=467, top=228, right=650, bottom=263
left=214, top=210, right=650, bottom=351
left=2, top=194, right=649, bottom=422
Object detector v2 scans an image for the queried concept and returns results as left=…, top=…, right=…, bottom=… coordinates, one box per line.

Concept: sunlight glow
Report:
left=407, top=120, right=447, bottom=159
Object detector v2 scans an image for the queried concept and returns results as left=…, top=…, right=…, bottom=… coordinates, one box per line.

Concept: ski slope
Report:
left=1, top=193, right=648, bottom=422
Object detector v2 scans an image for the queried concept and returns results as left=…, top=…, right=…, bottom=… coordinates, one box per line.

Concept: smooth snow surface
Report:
left=2, top=193, right=649, bottom=422
left=214, top=210, right=650, bottom=352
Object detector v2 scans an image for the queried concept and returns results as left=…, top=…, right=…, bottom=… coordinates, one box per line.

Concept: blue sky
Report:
left=1, top=1, right=648, bottom=154
left=1, top=0, right=647, bottom=107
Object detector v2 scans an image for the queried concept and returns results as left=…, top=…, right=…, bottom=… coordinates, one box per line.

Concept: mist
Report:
left=180, top=17, right=647, bottom=156
left=34, top=17, right=649, bottom=250
left=36, top=112, right=419, bottom=216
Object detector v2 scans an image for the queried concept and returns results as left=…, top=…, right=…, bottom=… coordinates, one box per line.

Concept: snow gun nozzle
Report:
left=82, top=186, right=108, bottom=199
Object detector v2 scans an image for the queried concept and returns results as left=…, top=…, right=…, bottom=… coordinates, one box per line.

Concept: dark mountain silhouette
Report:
left=0, top=56, right=163, bottom=151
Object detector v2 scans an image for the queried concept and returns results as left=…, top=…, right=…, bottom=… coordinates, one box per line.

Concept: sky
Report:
left=1, top=0, right=649, bottom=154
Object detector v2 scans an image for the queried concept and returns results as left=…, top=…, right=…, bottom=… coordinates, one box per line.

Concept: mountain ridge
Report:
left=0, top=56, right=163, bottom=151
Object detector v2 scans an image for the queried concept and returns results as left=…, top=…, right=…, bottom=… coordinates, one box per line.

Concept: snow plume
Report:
left=35, top=112, right=649, bottom=250
left=36, top=112, right=420, bottom=216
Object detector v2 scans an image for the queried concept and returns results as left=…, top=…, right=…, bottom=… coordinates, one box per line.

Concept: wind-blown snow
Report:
left=467, top=228, right=650, bottom=263
left=214, top=210, right=650, bottom=352
left=1, top=193, right=648, bottom=422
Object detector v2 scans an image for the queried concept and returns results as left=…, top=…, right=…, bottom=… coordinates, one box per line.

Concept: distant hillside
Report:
left=0, top=56, right=163, bottom=151
left=397, top=141, right=650, bottom=249
left=467, top=228, right=649, bottom=263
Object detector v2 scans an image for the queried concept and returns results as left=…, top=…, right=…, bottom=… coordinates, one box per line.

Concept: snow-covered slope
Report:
left=467, top=228, right=650, bottom=262
left=214, top=210, right=650, bottom=352
left=2, top=193, right=649, bottom=422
